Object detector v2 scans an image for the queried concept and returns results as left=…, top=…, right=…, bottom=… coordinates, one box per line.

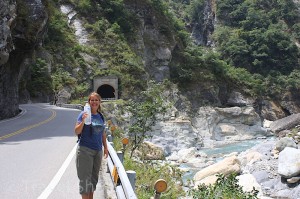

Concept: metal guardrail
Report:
left=106, top=123, right=167, bottom=199
left=106, top=141, right=137, bottom=199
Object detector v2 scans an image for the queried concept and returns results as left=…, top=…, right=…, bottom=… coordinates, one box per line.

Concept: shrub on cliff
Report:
left=188, top=173, right=259, bottom=199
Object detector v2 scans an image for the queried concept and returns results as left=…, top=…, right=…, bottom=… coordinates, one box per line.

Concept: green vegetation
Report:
left=188, top=173, right=259, bottom=199
left=106, top=82, right=183, bottom=198
left=27, top=59, right=52, bottom=98
left=124, top=158, right=185, bottom=198
left=214, top=0, right=300, bottom=75
left=24, top=0, right=300, bottom=102
left=112, top=128, right=185, bottom=199
left=168, top=0, right=300, bottom=99
left=126, top=80, right=170, bottom=157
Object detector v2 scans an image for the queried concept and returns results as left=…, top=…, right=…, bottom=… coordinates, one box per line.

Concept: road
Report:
left=0, top=103, right=116, bottom=199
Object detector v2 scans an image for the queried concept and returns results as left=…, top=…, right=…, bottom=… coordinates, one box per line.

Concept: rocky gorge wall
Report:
left=0, top=0, right=48, bottom=120
left=1, top=0, right=300, bottom=124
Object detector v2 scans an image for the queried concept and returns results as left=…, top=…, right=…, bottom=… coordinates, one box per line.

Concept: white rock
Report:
left=278, top=147, right=300, bottom=178
left=237, top=174, right=263, bottom=198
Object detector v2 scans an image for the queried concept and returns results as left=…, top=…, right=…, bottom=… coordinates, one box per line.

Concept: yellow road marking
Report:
left=0, top=109, right=56, bottom=140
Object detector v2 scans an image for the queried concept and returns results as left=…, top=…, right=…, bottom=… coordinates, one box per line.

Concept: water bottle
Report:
left=84, top=103, right=91, bottom=125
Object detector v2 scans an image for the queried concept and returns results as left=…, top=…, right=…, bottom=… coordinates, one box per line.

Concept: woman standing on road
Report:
left=74, top=92, right=108, bottom=199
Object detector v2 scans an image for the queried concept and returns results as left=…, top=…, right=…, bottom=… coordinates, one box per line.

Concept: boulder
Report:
left=270, top=113, right=300, bottom=134
left=237, top=174, right=263, bottom=198
left=278, top=147, right=300, bottom=178
left=238, top=150, right=263, bottom=167
left=275, top=137, right=297, bottom=152
left=193, top=155, right=241, bottom=187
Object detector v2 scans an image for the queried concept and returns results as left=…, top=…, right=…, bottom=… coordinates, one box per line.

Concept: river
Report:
left=180, top=138, right=273, bottom=184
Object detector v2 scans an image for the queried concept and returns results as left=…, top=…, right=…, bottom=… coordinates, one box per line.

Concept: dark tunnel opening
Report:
left=97, top=84, right=115, bottom=99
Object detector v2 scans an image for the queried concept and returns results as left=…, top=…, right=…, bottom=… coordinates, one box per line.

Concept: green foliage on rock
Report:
left=214, top=0, right=300, bottom=75
left=188, top=173, right=259, bottom=199
left=26, top=0, right=300, bottom=105
left=27, top=59, right=53, bottom=99
left=126, top=81, right=170, bottom=158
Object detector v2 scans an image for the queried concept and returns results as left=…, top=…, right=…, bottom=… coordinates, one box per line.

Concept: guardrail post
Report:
left=107, top=134, right=113, bottom=142
left=109, top=142, right=114, bottom=148
left=126, top=170, right=136, bottom=191
left=153, top=179, right=167, bottom=199
left=117, top=151, right=124, bottom=163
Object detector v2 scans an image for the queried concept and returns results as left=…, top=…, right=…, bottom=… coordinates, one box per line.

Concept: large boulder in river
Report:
left=193, top=155, right=241, bottom=187
left=270, top=113, right=300, bottom=134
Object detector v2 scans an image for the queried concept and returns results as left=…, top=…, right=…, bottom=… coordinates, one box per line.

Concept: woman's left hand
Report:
left=104, top=148, right=108, bottom=158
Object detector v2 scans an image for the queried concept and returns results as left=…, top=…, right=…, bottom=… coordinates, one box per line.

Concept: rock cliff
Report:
left=1, top=0, right=300, bottom=123
left=0, top=0, right=48, bottom=119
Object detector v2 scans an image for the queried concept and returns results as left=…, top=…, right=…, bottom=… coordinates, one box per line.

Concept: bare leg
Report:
left=89, top=192, right=94, bottom=199
left=81, top=193, right=89, bottom=199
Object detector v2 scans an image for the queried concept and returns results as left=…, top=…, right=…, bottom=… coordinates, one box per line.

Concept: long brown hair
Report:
left=88, top=92, right=102, bottom=113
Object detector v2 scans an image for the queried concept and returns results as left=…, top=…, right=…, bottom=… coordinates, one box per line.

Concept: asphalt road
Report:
left=0, top=103, right=116, bottom=199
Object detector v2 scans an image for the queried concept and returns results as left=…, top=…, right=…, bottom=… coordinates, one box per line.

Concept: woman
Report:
left=74, top=92, right=108, bottom=199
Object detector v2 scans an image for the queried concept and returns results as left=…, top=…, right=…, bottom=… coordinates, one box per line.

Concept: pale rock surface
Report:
left=195, top=175, right=218, bottom=186
left=238, top=150, right=263, bottom=167
left=193, top=155, right=241, bottom=187
left=278, top=147, right=300, bottom=178
left=134, top=141, right=165, bottom=160
left=237, top=174, right=263, bottom=198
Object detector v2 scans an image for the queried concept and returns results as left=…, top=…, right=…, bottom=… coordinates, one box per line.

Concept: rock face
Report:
left=150, top=119, right=202, bottom=156
left=0, top=1, right=15, bottom=65
left=0, top=0, right=48, bottom=119
left=192, top=106, right=270, bottom=146
left=190, top=0, right=215, bottom=46
left=124, top=1, right=177, bottom=82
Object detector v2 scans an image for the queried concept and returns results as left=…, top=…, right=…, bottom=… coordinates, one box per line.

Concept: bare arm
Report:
left=102, top=131, right=108, bottom=158
left=74, top=113, right=87, bottom=135
left=74, top=121, right=84, bottom=135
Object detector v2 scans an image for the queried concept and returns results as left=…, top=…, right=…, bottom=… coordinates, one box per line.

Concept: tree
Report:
left=216, top=0, right=245, bottom=27
left=126, top=81, right=169, bottom=158
left=27, top=58, right=53, bottom=99
left=51, top=68, right=77, bottom=104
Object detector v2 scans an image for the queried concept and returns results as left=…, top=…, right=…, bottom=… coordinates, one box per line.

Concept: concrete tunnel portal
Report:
left=93, top=76, right=118, bottom=100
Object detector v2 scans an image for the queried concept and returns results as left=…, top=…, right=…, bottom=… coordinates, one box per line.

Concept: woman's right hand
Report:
left=82, top=112, right=88, bottom=122
left=75, top=113, right=87, bottom=134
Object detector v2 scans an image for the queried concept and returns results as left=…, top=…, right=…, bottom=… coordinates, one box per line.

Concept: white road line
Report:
left=38, top=143, right=78, bottom=199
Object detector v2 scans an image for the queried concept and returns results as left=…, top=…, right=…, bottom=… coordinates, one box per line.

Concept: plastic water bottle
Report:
left=84, top=103, right=91, bottom=125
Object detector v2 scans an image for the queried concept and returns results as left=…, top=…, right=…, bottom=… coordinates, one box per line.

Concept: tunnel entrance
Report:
left=97, top=84, right=115, bottom=99
left=93, top=75, right=118, bottom=100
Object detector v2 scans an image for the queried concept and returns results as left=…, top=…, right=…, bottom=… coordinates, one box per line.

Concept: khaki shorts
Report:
left=76, top=146, right=103, bottom=194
